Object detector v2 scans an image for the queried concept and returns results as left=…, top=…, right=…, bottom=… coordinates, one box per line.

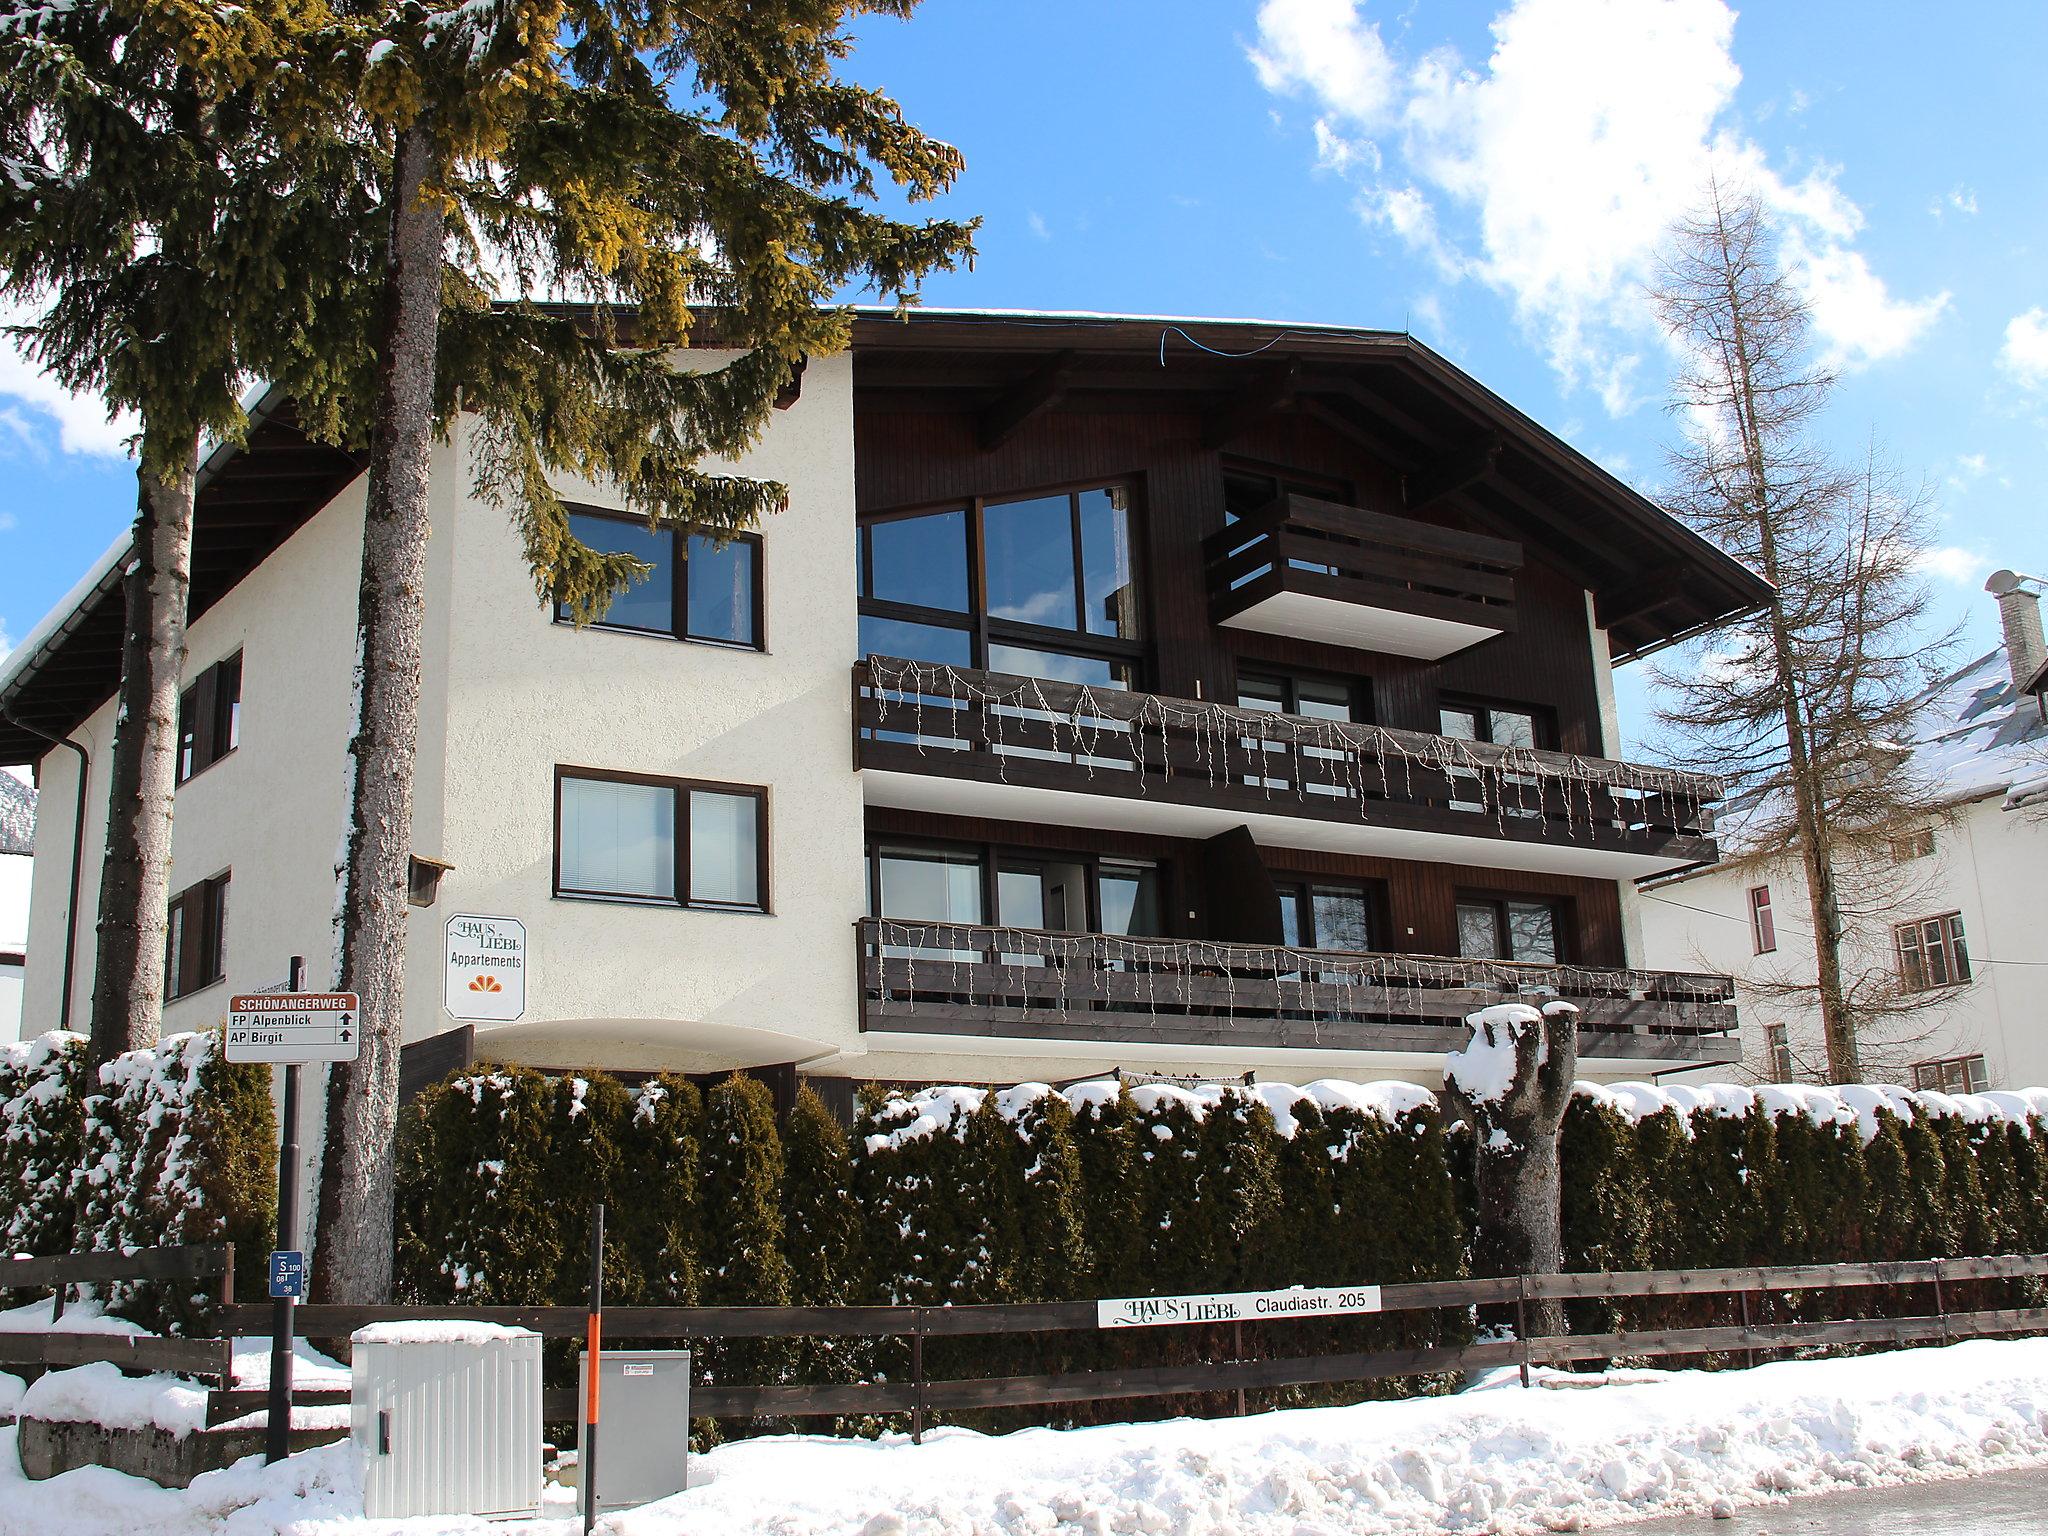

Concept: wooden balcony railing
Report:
left=855, top=656, right=1720, bottom=865
left=1204, top=493, right=1521, bottom=652
left=858, top=918, right=1738, bottom=1062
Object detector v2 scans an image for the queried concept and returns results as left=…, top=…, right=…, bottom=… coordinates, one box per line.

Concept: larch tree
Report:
left=301, top=0, right=974, bottom=1303
left=0, top=0, right=350, bottom=1065
left=1650, top=180, right=1952, bottom=1085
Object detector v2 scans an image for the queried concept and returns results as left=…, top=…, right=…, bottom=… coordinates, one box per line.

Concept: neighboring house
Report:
left=0, top=772, right=33, bottom=1041
left=0, top=310, right=1770, bottom=1104
left=1639, top=571, right=2048, bottom=1090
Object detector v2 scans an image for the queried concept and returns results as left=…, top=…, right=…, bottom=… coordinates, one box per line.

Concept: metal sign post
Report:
left=583, top=1201, right=605, bottom=1536
left=226, top=961, right=361, bottom=1464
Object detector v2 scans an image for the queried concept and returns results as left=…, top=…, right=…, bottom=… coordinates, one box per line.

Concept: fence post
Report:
left=1515, top=1274, right=1532, bottom=1389
left=910, top=1307, right=926, bottom=1445
left=1932, top=1258, right=1949, bottom=1345
left=1739, top=1288, right=1756, bottom=1371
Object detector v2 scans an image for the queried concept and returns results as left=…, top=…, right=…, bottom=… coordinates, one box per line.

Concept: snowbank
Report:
left=352, top=1320, right=534, bottom=1346
left=17, top=1361, right=210, bottom=1436
left=1574, top=1077, right=2048, bottom=1144
left=10, top=1339, right=2048, bottom=1536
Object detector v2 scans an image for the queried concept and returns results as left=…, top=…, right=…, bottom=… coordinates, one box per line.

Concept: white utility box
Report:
left=351, top=1321, right=543, bottom=1519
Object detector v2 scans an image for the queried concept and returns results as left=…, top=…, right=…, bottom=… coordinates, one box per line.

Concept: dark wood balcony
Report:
left=855, top=657, right=1720, bottom=878
left=1205, top=494, right=1522, bottom=660
left=858, top=918, right=1738, bottom=1064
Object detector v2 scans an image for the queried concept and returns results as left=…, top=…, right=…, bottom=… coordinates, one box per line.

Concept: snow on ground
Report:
left=7, top=1338, right=2048, bottom=1536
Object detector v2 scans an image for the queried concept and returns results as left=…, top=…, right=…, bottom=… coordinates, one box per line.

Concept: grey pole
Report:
left=263, top=954, right=305, bottom=1464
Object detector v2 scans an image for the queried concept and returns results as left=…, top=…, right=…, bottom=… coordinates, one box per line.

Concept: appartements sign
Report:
left=1095, top=1284, right=1383, bottom=1329
left=445, top=913, right=526, bottom=1023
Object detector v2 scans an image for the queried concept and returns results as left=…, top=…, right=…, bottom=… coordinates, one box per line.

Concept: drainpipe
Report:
left=1, top=709, right=90, bottom=1032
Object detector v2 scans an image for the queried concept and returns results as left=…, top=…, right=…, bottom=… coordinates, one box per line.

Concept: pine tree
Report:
left=618, top=1075, right=704, bottom=1306
left=1651, top=181, right=1956, bottom=1083
left=309, top=0, right=976, bottom=1304
left=697, top=1073, right=792, bottom=1408
left=0, top=0, right=353, bottom=1062
left=782, top=1086, right=864, bottom=1395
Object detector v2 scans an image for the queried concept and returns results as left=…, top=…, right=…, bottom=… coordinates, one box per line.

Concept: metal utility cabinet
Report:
left=351, top=1324, right=543, bottom=1519
left=579, top=1348, right=691, bottom=1506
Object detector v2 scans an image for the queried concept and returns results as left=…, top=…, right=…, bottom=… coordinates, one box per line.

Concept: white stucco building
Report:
left=0, top=312, right=1773, bottom=1106
left=1638, top=571, right=2048, bottom=1090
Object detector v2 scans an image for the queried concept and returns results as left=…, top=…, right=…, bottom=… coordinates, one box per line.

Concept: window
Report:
left=1438, top=699, right=1550, bottom=750
left=557, top=507, right=763, bottom=649
left=867, top=842, right=1163, bottom=938
left=555, top=769, right=767, bottom=911
left=1912, top=1054, right=1990, bottom=1093
left=1275, top=881, right=1377, bottom=953
left=1896, top=913, right=1970, bottom=992
left=176, top=653, right=242, bottom=785
left=1763, top=1022, right=1793, bottom=1081
left=1891, top=827, right=1935, bottom=862
left=1748, top=885, right=1777, bottom=954
left=165, top=872, right=229, bottom=999
left=1237, top=672, right=1369, bottom=797
left=857, top=482, right=1143, bottom=686
left=1456, top=896, right=1563, bottom=964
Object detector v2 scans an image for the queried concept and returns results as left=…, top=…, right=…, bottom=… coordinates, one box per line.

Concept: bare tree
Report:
left=1650, top=181, right=1955, bottom=1084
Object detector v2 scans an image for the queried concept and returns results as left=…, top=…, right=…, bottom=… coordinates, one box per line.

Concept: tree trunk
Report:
left=1447, top=1004, right=1579, bottom=1341
left=87, top=437, right=200, bottom=1068
left=312, top=122, right=445, bottom=1304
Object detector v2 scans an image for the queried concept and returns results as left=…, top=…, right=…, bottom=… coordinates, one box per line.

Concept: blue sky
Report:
left=4, top=0, right=2044, bottom=752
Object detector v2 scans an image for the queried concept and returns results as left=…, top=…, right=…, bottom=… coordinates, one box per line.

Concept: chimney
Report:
left=1986, top=569, right=2047, bottom=694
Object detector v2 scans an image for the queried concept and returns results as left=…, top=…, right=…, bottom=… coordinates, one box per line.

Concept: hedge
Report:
left=0, top=1029, right=275, bottom=1330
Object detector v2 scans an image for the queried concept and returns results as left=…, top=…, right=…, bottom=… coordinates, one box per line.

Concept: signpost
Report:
left=227, top=961, right=360, bottom=1464
left=1094, top=1284, right=1383, bottom=1330
left=444, top=914, right=526, bottom=1023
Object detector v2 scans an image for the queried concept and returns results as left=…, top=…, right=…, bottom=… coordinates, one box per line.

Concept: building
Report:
left=1638, top=571, right=2048, bottom=1090
left=0, top=311, right=1771, bottom=1101
left=0, top=772, right=34, bottom=1040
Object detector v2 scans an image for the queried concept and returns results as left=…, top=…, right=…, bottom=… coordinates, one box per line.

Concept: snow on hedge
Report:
left=1575, top=1075, right=2048, bottom=1144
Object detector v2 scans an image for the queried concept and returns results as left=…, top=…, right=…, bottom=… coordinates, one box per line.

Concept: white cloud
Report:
left=1998, top=308, right=2048, bottom=390
left=1026, top=211, right=1052, bottom=243
left=0, top=314, right=135, bottom=459
left=1930, top=184, right=1978, bottom=219
left=1248, top=0, right=1948, bottom=410
left=1917, top=546, right=1992, bottom=587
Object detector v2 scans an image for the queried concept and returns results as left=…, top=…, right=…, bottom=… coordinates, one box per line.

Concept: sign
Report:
left=226, top=992, right=362, bottom=1064
left=268, top=1250, right=306, bottom=1300
left=1095, top=1284, right=1383, bottom=1330
left=445, top=914, right=526, bottom=1022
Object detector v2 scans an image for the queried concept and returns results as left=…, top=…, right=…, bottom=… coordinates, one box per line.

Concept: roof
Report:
left=0, top=307, right=1773, bottom=766
left=0, top=773, right=34, bottom=856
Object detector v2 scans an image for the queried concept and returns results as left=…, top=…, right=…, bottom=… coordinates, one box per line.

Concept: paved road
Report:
left=1599, top=1463, right=2048, bottom=1534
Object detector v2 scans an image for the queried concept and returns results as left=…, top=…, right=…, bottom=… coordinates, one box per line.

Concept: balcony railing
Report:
left=855, top=656, right=1720, bottom=868
left=1205, top=494, right=1521, bottom=659
left=857, top=918, right=1737, bottom=1062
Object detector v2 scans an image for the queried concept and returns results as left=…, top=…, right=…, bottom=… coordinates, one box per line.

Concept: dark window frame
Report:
left=1911, top=1053, right=1989, bottom=1093
left=857, top=476, right=1149, bottom=682
left=1895, top=912, right=1970, bottom=992
left=1218, top=457, right=1354, bottom=526
left=1453, top=889, right=1571, bottom=964
left=1437, top=694, right=1557, bottom=751
left=1763, top=1021, right=1793, bottom=1080
left=1748, top=884, right=1777, bottom=955
left=553, top=765, right=771, bottom=914
left=176, top=652, right=242, bottom=786
left=165, top=870, right=229, bottom=999
left=554, top=503, right=766, bottom=652
left=1269, top=875, right=1387, bottom=954
left=1235, top=667, right=1373, bottom=724
left=864, top=835, right=1166, bottom=938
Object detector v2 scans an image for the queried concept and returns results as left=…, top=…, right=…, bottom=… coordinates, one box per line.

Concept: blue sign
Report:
left=268, top=1249, right=306, bottom=1300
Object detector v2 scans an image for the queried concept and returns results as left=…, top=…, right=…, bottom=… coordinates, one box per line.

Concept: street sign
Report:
left=445, top=914, right=526, bottom=1023
left=226, top=992, right=363, bottom=1064
left=268, top=1249, right=306, bottom=1300
left=1095, top=1284, right=1383, bottom=1329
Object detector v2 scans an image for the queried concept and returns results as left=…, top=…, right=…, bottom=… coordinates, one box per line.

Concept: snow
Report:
left=17, top=1361, right=209, bottom=1436
left=1574, top=1077, right=2045, bottom=1145
left=1445, top=1005, right=1546, bottom=1105
left=0, top=1298, right=143, bottom=1336
left=10, top=1340, right=2048, bottom=1535
left=351, top=1321, right=533, bottom=1346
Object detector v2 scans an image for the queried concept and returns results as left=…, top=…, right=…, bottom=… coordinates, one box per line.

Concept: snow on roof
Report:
left=0, top=528, right=129, bottom=704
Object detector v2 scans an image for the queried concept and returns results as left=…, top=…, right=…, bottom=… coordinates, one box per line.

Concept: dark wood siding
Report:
left=854, top=404, right=1604, bottom=752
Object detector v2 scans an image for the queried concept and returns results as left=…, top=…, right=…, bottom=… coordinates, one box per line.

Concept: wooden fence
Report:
left=10, top=1247, right=2048, bottom=1438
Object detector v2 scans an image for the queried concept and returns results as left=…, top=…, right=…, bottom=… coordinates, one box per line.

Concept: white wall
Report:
left=1637, top=795, right=2048, bottom=1089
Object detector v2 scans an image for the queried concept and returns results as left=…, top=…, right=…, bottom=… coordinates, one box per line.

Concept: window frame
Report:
left=1453, top=890, right=1570, bottom=965
left=1895, top=912, right=1971, bottom=993
left=1436, top=694, right=1557, bottom=751
left=1271, top=875, right=1385, bottom=954
left=165, top=870, right=230, bottom=1000
left=1762, top=1021, right=1793, bottom=1081
left=176, top=652, right=242, bottom=786
left=1890, top=827, right=1935, bottom=863
left=1911, top=1054, right=1989, bottom=1093
left=864, top=836, right=1167, bottom=939
left=554, top=503, right=766, bottom=652
left=856, top=477, right=1149, bottom=682
left=552, top=765, right=771, bottom=914
left=1748, top=884, right=1777, bottom=955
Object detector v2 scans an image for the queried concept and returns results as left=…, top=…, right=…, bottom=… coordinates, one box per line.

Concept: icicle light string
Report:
left=867, top=919, right=1733, bottom=1040
left=864, top=655, right=1718, bottom=840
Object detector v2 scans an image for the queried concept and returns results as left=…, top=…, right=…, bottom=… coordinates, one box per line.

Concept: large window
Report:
left=177, top=653, right=241, bottom=785
left=1275, top=880, right=1377, bottom=953
left=558, top=507, right=763, bottom=650
left=1896, top=913, right=1970, bottom=992
left=1748, top=885, right=1777, bottom=955
left=165, top=872, right=229, bottom=999
left=857, top=482, right=1142, bottom=685
left=868, top=841, right=1162, bottom=937
left=1237, top=671, right=1368, bottom=797
left=555, top=768, right=767, bottom=911
left=1439, top=698, right=1550, bottom=817
left=1456, top=895, right=1563, bottom=964
left=1912, top=1054, right=1989, bottom=1093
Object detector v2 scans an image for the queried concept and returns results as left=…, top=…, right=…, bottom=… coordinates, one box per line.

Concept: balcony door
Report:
left=869, top=841, right=1162, bottom=961
left=1456, top=895, right=1564, bottom=964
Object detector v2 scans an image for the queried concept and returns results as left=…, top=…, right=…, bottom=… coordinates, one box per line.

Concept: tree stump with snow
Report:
left=1445, top=1001, right=1580, bottom=1341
